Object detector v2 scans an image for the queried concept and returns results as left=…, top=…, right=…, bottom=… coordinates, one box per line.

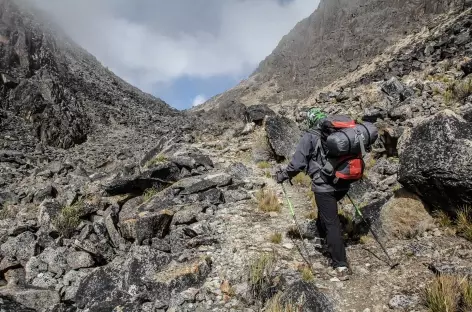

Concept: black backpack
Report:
left=310, top=115, right=378, bottom=184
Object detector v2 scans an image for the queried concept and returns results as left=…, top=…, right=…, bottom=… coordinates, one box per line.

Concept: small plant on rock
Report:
left=433, top=210, right=453, bottom=228
left=423, top=275, right=472, bottom=312
left=145, top=154, right=168, bottom=167
left=300, top=266, right=314, bottom=282
left=270, top=232, right=282, bottom=244
left=264, top=292, right=300, bottom=312
left=257, top=161, right=271, bottom=169
left=456, top=206, right=472, bottom=241
left=0, top=201, right=15, bottom=220
left=248, top=252, right=276, bottom=300
left=143, top=188, right=158, bottom=202
left=255, top=188, right=281, bottom=213
left=53, top=200, right=83, bottom=238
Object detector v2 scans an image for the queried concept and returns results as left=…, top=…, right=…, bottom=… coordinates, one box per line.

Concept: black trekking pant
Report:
left=314, top=190, right=348, bottom=268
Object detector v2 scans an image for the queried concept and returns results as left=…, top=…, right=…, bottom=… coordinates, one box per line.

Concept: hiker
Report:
left=275, top=108, right=377, bottom=281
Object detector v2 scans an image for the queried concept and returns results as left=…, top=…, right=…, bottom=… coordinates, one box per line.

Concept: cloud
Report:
left=192, top=94, right=207, bottom=107
left=28, top=0, right=317, bottom=100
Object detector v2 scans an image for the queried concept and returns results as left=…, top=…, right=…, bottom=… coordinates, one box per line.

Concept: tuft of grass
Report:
left=248, top=252, right=276, bottom=299
left=257, top=161, right=271, bottom=169
left=255, top=188, right=281, bottom=213
left=423, top=275, right=464, bottom=312
left=462, top=278, right=472, bottom=311
left=143, top=188, right=158, bottom=202
left=292, top=172, right=311, bottom=188
left=145, top=154, right=168, bottom=167
left=264, top=292, right=300, bottom=312
left=300, top=267, right=314, bottom=282
left=0, top=201, right=15, bottom=220
left=304, top=210, right=317, bottom=220
left=270, top=232, right=282, bottom=244
left=53, top=200, right=83, bottom=238
left=359, top=235, right=370, bottom=245
left=365, top=157, right=377, bottom=170
left=433, top=210, right=453, bottom=228
left=264, top=171, right=272, bottom=178
left=456, top=206, right=472, bottom=241
left=306, top=190, right=317, bottom=210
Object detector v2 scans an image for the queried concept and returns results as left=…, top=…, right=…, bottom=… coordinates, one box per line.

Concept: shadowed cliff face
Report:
left=0, top=0, right=176, bottom=150
left=198, top=0, right=466, bottom=109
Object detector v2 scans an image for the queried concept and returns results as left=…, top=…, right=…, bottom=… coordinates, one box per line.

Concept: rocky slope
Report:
left=3, top=0, right=472, bottom=311
left=196, top=0, right=469, bottom=112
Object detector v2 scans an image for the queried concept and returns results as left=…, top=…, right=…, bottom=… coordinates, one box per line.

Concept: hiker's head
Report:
left=306, top=107, right=327, bottom=128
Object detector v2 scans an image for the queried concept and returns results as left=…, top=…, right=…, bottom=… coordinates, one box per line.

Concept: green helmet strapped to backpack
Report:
left=306, top=107, right=327, bottom=128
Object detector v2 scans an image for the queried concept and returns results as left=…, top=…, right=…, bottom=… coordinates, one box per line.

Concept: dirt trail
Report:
left=195, top=140, right=472, bottom=312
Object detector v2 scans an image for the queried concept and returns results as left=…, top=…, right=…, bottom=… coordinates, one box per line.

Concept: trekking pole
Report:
left=346, top=194, right=399, bottom=269
left=281, top=182, right=316, bottom=274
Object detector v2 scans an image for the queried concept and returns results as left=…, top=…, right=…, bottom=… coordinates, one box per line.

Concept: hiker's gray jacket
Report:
left=285, top=130, right=350, bottom=193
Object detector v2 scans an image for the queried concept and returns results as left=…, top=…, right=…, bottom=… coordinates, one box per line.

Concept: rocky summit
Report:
left=2, top=0, right=472, bottom=311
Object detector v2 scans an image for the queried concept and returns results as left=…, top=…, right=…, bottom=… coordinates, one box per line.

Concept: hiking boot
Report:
left=328, top=266, right=350, bottom=281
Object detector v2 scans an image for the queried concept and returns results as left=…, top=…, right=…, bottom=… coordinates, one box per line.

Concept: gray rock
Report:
left=120, top=210, right=174, bottom=244
left=223, top=189, right=250, bottom=203
left=1, top=231, right=37, bottom=266
left=279, top=281, right=334, bottom=312
left=398, top=110, right=472, bottom=212
left=0, top=295, right=36, bottom=311
left=265, top=116, right=301, bottom=159
left=37, top=200, right=62, bottom=228
left=38, top=247, right=69, bottom=277
left=25, top=256, right=48, bottom=283
left=246, top=104, right=276, bottom=124
left=389, top=104, right=412, bottom=121
left=66, top=251, right=95, bottom=269
left=0, top=288, right=60, bottom=311
left=198, top=188, right=225, bottom=205
left=462, top=58, right=472, bottom=76
left=225, top=162, right=253, bottom=181
left=172, top=205, right=204, bottom=226
left=388, top=294, right=419, bottom=309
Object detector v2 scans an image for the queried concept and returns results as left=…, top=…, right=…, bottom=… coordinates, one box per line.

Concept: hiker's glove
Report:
left=276, top=170, right=289, bottom=184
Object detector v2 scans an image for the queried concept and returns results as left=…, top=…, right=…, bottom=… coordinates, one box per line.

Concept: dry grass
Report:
left=53, top=200, right=84, bottom=238
left=433, top=210, right=453, bottom=228
left=292, top=172, right=311, bottom=188
left=263, top=292, right=300, bottom=312
left=145, top=154, right=168, bottom=167
left=257, top=161, right=271, bottom=169
left=423, top=275, right=472, bottom=312
left=300, top=267, right=315, bottom=282
left=270, top=232, right=282, bottom=244
left=304, top=210, right=317, bottom=220
left=306, top=190, right=317, bottom=210
left=143, top=188, right=158, bottom=202
left=0, top=201, right=16, bottom=220
left=255, top=188, right=281, bottom=213
left=379, top=189, right=435, bottom=239
left=456, top=206, right=472, bottom=242
left=248, top=252, right=276, bottom=299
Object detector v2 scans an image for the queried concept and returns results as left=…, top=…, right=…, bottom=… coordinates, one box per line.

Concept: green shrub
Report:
left=53, top=200, right=83, bottom=238
left=145, top=154, right=168, bottom=167
left=143, top=188, right=158, bottom=202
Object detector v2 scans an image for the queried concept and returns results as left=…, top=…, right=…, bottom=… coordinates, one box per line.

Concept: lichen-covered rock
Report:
left=66, top=251, right=95, bottom=270
left=398, top=110, right=472, bottom=212
left=277, top=281, right=334, bottom=312
left=265, top=116, right=301, bottom=159
left=1, top=231, right=38, bottom=266
left=246, top=104, right=276, bottom=124
left=0, top=288, right=60, bottom=312
left=119, top=210, right=174, bottom=244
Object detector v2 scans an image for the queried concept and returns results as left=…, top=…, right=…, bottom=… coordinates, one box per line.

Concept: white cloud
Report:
left=192, top=94, right=207, bottom=107
left=29, top=0, right=317, bottom=93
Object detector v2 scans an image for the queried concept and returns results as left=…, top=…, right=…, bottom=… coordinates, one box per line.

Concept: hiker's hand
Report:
left=276, top=170, right=289, bottom=184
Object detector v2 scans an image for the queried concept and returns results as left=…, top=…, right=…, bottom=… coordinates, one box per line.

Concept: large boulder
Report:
left=398, top=110, right=472, bottom=213
left=246, top=104, right=276, bottom=124
left=265, top=116, right=302, bottom=159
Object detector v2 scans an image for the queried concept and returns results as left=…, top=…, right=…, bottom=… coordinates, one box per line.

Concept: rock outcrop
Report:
left=398, top=110, right=472, bottom=213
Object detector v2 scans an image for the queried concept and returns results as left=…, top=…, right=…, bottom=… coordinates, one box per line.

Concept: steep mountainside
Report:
left=3, top=0, right=472, bottom=311
left=197, top=0, right=468, bottom=111
left=0, top=0, right=176, bottom=149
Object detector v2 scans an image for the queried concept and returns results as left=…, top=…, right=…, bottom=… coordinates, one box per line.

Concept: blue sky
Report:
left=33, top=0, right=317, bottom=110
